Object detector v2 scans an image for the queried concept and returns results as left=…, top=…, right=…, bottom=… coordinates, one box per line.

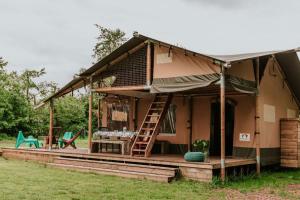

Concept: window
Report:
left=160, top=104, right=176, bottom=134
left=107, top=102, right=129, bottom=131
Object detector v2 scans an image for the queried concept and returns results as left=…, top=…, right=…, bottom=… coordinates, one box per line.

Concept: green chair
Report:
left=58, top=129, right=83, bottom=149
left=15, top=131, right=41, bottom=149
left=58, top=132, right=75, bottom=149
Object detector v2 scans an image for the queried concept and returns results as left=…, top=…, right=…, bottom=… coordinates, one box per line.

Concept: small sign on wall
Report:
left=239, top=133, right=250, bottom=142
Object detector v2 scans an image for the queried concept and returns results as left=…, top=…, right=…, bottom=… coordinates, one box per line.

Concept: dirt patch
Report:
left=212, top=188, right=283, bottom=200
left=287, top=184, right=300, bottom=197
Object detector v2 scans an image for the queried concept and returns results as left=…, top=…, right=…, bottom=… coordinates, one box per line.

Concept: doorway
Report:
left=209, top=100, right=235, bottom=156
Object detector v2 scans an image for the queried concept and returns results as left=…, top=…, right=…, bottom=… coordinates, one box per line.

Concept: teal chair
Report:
left=58, top=132, right=75, bottom=149
left=15, top=131, right=41, bottom=149
left=58, top=129, right=83, bottom=149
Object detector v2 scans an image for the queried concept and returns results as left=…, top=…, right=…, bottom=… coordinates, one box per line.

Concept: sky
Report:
left=0, top=0, right=299, bottom=87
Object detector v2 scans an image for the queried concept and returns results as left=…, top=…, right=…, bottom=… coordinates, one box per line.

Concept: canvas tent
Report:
left=41, top=33, right=300, bottom=182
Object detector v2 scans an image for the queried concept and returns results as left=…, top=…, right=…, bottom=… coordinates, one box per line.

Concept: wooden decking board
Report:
left=54, top=157, right=177, bottom=176
left=1, top=148, right=256, bottom=170
left=47, top=163, right=173, bottom=183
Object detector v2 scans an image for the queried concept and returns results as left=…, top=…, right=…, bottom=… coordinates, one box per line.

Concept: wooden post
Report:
left=187, top=96, right=193, bottom=151
left=134, top=98, right=139, bottom=131
left=48, top=99, right=54, bottom=150
left=255, top=58, right=261, bottom=175
left=146, top=41, right=151, bottom=86
left=220, top=65, right=226, bottom=182
left=97, top=98, right=101, bottom=129
left=88, top=77, right=93, bottom=153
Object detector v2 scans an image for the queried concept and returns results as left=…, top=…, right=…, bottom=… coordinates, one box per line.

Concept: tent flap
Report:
left=225, top=75, right=257, bottom=94
left=150, top=73, right=257, bottom=94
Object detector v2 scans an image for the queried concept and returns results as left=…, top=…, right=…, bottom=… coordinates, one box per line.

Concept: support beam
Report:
left=187, top=96, right=193, bottom=151
left=92, top=85, right=150, bottom=93
left=255, top=58, right=261, bottom=175
left=88, top=77, right=93, bottom=153
left=220, top=66, right=226, bottom=182
left=97, top=99, right=101, bottom=129
left=146, top=41, right=151, bottom=86
left=48, top=99, right=54, bottom=150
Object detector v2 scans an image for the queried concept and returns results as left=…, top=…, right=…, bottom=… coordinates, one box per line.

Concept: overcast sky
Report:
left=0, top=0, right=299, bottom=87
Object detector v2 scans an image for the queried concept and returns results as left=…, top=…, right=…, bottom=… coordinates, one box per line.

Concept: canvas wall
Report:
left=136, top=95, right=256, bottom=149
left=259, top=59, right=299, bottom=148
left=153, top=45, right=219, bottom=79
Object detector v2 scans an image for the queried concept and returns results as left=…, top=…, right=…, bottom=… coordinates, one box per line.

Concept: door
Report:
left=209, top=101, right=235, bottom=156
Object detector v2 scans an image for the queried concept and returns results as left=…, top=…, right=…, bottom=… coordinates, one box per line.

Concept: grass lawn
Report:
left=1, top=139, right=300, bottom=199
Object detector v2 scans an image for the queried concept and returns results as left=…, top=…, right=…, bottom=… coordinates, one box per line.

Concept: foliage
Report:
left=54, top=95, right=88, bottom=135
left=92, top=24, right=127, bottom=62
left=193, top=140, right=210, bottom=152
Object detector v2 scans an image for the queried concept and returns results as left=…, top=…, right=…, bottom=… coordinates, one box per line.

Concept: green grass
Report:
left=1, top=138, right=300, bottom=199
left=0, top=159, right=300, bottom=199
left=0, top=157, right=222, bottom=200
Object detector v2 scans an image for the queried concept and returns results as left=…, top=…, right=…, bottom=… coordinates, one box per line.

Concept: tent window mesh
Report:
left=98, top=46, right=147, bottom=87
left=107, top=103, right=130, bottom=131
left=160, top=104, right=176, bottom=134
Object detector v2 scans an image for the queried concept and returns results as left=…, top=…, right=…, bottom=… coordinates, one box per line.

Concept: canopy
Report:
left=150, top=73, right=257, bottom=94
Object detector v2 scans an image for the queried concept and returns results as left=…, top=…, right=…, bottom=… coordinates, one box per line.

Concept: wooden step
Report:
left=138, top=135, right=151, bottom=138
left=150, top=108, right=163, bottom=111
left=48, top=163, right=173, bottom=183
left=132, top=149, right=146, bottom=152
left=53, top=157, right=177, bottom=177
left=141, top=127, right=154, bottom=130
left=135, top=141, right=148, bottom=145
left=144, top=121, right=157, bottom=123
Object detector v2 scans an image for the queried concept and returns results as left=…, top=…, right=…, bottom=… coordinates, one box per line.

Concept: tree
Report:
left=92, top=25, right=127, bottom=62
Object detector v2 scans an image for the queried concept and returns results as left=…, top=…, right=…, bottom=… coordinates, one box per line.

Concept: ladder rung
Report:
left=135, top=141, right=148, bottom=144
left=141, top=127, right=154, bottom=130
left=144, top=121, right=157, bottom=123
left=147, top=114, right=160, bottom=116
left=132, top=149, right=146, bottom=152
left=138, top=135, right=151, bottom=138
left=150, top=108, right=163, bottom=111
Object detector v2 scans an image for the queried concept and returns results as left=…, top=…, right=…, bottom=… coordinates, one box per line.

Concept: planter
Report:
left=184, top=152, right=204, bottom=162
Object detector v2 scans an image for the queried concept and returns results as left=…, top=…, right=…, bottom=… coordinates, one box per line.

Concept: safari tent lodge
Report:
left=2, top=33, right=300, bottom=182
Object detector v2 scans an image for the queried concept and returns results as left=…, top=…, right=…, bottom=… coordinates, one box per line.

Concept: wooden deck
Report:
left=1, top=147, right=256, bottom=182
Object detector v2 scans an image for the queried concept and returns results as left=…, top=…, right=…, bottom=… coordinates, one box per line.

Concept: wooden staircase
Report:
left=48, top=157, right=178, bottom=183
left=131, top=94, right=172, bottom=157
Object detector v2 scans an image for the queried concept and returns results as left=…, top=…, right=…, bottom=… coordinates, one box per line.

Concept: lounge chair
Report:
left=58, top=129, right=83, bottom=149
left=15, top=131, right=41, bottom=149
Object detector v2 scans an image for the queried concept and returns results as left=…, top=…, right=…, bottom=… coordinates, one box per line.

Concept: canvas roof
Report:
left=42, top=33, right=300, bottom=104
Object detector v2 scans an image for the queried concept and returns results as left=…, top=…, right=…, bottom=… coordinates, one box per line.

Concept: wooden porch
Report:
left=1, top=147, right=256, bottom=182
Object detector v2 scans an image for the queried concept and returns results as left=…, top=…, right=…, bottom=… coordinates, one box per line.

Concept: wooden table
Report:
left=92, top=140, right=127, bottom=155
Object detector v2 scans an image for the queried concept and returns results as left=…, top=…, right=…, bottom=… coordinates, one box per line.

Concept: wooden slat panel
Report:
left=280, top=119, right=299, bottom=168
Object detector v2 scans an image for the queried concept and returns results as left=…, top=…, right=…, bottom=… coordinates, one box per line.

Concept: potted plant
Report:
left=193, top=140, right=210, bottom=162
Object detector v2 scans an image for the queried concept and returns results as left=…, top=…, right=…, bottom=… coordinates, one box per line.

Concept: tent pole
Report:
left=88, top=77, right=93, bottom=153
left=255, top=58, right=261, bottom=175
left=220, top=65, right=226, bottom=182
left=48, top=99, right=54, bottom=150
left=187, top=96, right=193, bottom=151
left=97, top=98, right=101, bottom=129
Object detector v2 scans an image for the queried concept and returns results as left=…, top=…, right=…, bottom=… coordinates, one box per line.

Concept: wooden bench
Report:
left=92, top=140, right=127, bottom=155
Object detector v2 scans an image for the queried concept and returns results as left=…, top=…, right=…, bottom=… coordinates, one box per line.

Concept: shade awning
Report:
left=150, top=73, right=257, bottom=94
